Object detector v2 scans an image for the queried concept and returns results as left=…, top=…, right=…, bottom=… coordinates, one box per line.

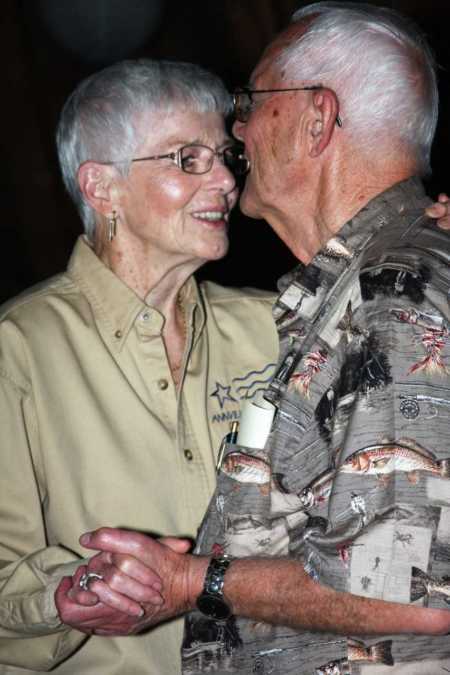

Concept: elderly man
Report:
left=72, top=2, right=450, bottom=673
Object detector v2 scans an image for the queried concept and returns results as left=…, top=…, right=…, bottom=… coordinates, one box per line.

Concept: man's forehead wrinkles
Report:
left=253, top=18, right=314, bottom=87
left=260, top=21, right=307, bottom=62
left=251, top=61, right=281, bottom=89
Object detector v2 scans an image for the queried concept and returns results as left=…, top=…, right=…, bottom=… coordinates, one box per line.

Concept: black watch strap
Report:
left=195, top=555, right=233, bottom=621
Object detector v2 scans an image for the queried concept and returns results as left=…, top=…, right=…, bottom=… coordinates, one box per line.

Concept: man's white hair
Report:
left=277, top=2, right=438, bottom=175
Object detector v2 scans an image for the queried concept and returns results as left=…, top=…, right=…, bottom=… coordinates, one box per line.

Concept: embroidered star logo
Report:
left=210, top=382, right=238, bottom=409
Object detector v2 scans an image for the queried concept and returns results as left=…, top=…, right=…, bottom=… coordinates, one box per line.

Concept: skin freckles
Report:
left=233, top=53, right=311, bottom=232
left=95, top=110, right=238, bottom=297
left=77, top=108, right=240, bottom=389
left=234, top=20, right=396, bottom=264
left=232, top=19, right=321, bottom=236
left=59, top=22, right=450, bottom=649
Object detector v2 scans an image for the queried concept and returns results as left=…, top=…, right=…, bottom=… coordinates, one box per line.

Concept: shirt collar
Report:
left=276, top=177, right=426, bottom=296
left=67, top=236, right=205, bottom=351
left=324, top=176, right=426, bottom=260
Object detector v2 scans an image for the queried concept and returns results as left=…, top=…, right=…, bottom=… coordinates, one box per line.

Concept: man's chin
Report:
left=238, top=186, right=261, bottom=220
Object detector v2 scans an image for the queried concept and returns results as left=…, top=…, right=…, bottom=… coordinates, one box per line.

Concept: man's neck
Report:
left=290, top=159, right=416, bottom=264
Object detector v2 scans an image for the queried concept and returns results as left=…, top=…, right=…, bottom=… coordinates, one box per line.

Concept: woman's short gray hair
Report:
left=279, top=2, right=438, bottom=175
left=56, top=59, right=232, bottom=240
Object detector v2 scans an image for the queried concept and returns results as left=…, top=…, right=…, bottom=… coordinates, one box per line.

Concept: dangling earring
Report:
left=108, top=210, right=118, bottom=242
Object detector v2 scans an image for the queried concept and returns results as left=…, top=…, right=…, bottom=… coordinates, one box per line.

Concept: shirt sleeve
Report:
left=0, top=371, right=86, bottom=670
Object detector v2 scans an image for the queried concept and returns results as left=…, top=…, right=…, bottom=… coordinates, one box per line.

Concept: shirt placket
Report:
left=176, top=302, right=217, bottom=532
left=133, top=308, right=179, bottom=434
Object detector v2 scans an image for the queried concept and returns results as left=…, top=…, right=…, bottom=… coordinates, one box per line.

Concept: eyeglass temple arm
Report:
left=131, top=152, right=176, bottom=163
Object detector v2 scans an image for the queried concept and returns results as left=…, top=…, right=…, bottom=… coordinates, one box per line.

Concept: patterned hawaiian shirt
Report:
left=182, top=178, right=450, bottom=674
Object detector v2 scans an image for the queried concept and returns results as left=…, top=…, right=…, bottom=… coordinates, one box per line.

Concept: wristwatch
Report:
left=195, top=555, right=233, bottom=621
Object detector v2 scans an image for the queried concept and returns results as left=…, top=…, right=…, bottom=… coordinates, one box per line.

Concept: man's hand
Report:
left=426, top=192, right=450, bottom=229
left=70, top=547, right=166, bottom=617
left=78, top=528, right=206, bottom=631
left=55, top=535, right=193, bottom=637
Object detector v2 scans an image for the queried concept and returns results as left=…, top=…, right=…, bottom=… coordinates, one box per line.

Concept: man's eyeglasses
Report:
left=129, top=143, right=249, bottom=176
left=233, top=86, right=343, bottom=127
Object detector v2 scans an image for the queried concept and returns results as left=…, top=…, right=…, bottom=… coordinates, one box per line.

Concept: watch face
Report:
left=196, top=593, right=231, bottom=621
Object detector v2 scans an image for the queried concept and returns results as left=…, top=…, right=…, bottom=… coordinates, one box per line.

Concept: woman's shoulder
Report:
left=0, top=272, right=76, bottom=324
left=198, top=281, right=277, bottom=346
left=199, top=280, right=277, bottom=306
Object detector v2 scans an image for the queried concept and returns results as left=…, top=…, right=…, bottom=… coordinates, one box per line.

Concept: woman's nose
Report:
left=208, top=156, right=236, bottom=194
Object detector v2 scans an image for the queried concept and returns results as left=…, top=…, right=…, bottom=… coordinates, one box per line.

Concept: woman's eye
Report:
left=182, top=155, right=196, bottom=167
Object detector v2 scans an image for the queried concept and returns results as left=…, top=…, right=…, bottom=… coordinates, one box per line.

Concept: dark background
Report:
left=1, top=0, right=448, bottom=302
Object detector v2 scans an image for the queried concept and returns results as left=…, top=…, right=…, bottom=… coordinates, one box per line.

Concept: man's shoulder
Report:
left=361, top=213, right=450, bottom=286
left=406, top=217, right=450, bottom=265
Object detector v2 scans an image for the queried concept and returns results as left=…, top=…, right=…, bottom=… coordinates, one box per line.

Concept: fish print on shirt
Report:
left=182, top=180, right=450, bottom=674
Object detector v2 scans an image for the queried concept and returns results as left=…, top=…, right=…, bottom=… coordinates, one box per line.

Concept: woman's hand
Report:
left=55, top=534, right=192, bottom=636
left=426, top=193, right=450, bottom=229
left=55, top=564, right=150, bottom=636
left=80, top=548, right=165, bottom=611
left=78, top=529, right=200, bottom=633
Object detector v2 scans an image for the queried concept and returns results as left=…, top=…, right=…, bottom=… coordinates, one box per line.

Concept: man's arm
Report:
left=80, top=528, right=450, bottom=636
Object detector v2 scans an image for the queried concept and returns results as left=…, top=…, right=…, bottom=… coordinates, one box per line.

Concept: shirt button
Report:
left=184, top=449, right=194, bottom=461
left=141, top=311, right=150, bottom=321
left=157, top=378, right=169, bottom=390
left=114, top=330, right=122, bottom=339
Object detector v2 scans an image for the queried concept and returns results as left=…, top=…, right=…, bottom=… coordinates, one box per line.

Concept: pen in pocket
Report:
left=216, top=420, right=239, bottom=473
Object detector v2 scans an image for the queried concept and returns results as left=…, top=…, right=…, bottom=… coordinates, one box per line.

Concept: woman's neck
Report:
left=95, top=230, right=199, bottom=301
left=94, top=233, right=200, bottom=389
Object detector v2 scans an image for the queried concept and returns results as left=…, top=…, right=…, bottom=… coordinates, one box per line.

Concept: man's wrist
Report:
left=185, top=555, right=210, bottom=611
left=195, top=555, right=234, bottom=620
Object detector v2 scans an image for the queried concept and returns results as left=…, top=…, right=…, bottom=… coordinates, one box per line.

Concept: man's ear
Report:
left=77, top=161, right=116, bottom=216
left=309, top=88, right=340, bottom=158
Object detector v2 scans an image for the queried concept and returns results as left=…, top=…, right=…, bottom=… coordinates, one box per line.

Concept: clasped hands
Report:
left=55, top=528, right=206, bottom=637
left=53, top=196, right=450, bottom=638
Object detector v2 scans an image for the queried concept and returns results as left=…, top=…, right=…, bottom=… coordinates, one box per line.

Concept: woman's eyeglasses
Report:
left=120, top=143, right=249, bottom=175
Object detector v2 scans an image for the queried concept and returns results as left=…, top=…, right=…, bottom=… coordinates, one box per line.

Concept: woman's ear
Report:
left=77, top=161, right=115, bottom=216
left=309, top=88, right=340, bottom=158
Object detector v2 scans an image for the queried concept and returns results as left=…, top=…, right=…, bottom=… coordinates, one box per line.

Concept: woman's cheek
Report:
left=152, top=175, right=196, bottom=211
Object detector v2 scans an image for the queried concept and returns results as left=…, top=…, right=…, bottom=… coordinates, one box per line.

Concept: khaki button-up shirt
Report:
left=0, top=237, right=278, bottom=674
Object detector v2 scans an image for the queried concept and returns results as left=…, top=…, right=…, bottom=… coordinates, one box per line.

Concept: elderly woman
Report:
left=0, top=60, right=278, bottom=675
left=0, top=58, right=449, bottom=675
